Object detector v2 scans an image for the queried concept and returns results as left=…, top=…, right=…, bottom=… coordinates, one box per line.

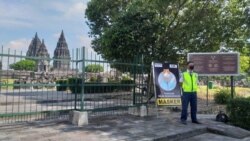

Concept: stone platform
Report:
left=0, top=111, right=249, bottom=141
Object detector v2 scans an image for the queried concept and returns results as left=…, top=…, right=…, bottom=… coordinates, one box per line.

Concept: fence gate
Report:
left=0, top=47, right=148, bottom=124
left=69, top=47, right=148, bottom=117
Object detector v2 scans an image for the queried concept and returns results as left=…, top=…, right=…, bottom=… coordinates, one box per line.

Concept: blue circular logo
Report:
left=158, top=69, right=177, bottom=91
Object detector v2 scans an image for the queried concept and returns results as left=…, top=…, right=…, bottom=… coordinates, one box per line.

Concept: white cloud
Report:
left=0, top=1, right=38, bottom=28
left=53, top=32, right=61, bottom=39
left=78, top=35, right=92, bottom=49
left=0, top=0, right=91, bottom=58
left=49, top=2, right=68, bottom=13
left=5, top=38, right=31, bottom=51
left=78, top=35, right=103, bottom=60
left=0, top=19, right=33, bottom=28
left=43, top=1, right=87, bottom=20
left=0, top=1, right=88, bottom=28
left=64, top=2, right=87, bottom=19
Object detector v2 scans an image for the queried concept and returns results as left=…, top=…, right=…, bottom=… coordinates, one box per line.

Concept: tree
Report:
left=9, top=60, right=36, bottom=71
left=240, top=56, right=250, bottom=73
left=85, top=0, right=131, bottom=37
left=85, top=64, right=104, bottom=73
left=86, top=0, right=249, bottom=68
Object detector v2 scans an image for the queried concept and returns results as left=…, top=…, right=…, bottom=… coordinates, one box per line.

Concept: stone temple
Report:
left=26, top=30, right=71, bottom=72
left=26, top=32, right=42, bottom=57
left=36, top=39, right=50, bottom=72
left=53, top=30, right=71, bottom=70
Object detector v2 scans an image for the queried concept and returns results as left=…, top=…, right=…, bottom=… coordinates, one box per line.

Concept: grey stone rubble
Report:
left=0, top=109, right=249, bottom=141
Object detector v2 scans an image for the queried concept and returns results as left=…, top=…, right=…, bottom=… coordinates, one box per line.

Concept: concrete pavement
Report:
left=0, top=109, right=249, bottom=141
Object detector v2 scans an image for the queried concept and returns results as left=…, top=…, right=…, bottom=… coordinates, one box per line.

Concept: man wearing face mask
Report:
left=180, top=61, right=201, bottom=125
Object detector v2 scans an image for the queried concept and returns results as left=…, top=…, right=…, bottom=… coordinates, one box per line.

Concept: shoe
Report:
left=192, top=121, right=201, bottom=124
left=181, top=120, right=187, bottom=125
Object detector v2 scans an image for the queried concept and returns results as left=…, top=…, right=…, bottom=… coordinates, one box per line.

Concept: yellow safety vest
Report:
left=182, top=71, right=198, bottom=92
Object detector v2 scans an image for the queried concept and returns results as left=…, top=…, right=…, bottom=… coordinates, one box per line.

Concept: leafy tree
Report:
left=86, top=0, right=130, bottom=37
left=9, top=60, right=36, bottom=71
left=86, top=0, right=249, bottom=69
left=240, top=56, right=250, bottom=73
left=85, top=64, right=104, bottom=73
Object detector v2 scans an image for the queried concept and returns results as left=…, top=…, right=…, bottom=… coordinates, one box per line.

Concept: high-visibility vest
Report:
left=182, top=71, right=198, bottom=92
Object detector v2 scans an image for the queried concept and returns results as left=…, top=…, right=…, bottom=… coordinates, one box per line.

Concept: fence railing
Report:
left=0, top=47, right=147, bottom=124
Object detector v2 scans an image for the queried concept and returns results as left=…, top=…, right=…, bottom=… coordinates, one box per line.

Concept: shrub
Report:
left=68, top=77, right=118, bottom=93
left=84, top=83, right=118, bottom=93
left=85, top=64, right=104, bottom=72
left=214, top=89, right=231, bottom=104
left=89, top=76, right=97, bottom=82
left=68, top=78, right=83, bottom=94
left=89, top=75, right=103, bottom=82
left=96, top=75, right=103, bottom=82
left=9, top=60, right=36, bottom=71
left=108, top=78, right=119, bottom=83
left=13, top=80, right=32, bottom=89
left=122, top=75, right=132, bottom=80
left=68, top=77, right=137, bottom=93
left=227, top=97, right=250, bottom=130
left=56, top=79, right=68, bottom=91
left=121, top=79, right=134, bottom=84
left=120, top=79, right=134, bottom=91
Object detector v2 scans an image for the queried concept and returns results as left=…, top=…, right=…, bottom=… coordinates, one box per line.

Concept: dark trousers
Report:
left=181, top=92, right=197, bottom=122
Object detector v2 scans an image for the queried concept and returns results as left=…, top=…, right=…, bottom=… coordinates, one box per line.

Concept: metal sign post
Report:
left=206, top=76, right=209, bottom=106
left=230, top=76, right=234, bottom=99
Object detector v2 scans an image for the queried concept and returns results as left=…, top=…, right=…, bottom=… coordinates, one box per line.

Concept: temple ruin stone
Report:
left=53, top=30, right=71, bottom=71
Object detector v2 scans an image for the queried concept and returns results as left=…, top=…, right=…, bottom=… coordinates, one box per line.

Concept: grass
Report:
left=0, top=79, right=15, bottom=90
left=198, top=85, right=250, bottom=100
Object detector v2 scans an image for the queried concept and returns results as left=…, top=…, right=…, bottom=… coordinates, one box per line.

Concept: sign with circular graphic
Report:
left=152, top=62, right=181, bottom=106
left=158, top=70, right=177, bottom=91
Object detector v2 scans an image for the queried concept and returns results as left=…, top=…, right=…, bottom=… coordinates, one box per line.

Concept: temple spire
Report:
left=37, top=39, right=50, bottom=72
left=26, top=32, right=42, bottom=57
left=37, top=39, right=49, bottom=58
left=35, top=32, right=38, bottom=38
left=59, top=30, right=66, bottom=42
left=53, top=30, right=70, bottom=70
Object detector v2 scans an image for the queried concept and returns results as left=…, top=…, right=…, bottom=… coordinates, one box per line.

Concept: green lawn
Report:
left=0, top=79, right=15, bottom=90
left=198, top=85, right=250, bottom=99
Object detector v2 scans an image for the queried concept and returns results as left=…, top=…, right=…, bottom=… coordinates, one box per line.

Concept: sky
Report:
left=0, top=0, right=92, bottom=56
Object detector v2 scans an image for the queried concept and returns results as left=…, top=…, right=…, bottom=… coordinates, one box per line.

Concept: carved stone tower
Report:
left=26, top=33, right=42, bottom=57
left=53, top=30, right=71, bottom=70
left=36, top=39, right=50, bottom=72
left=26, top=33, right=50, bottom=72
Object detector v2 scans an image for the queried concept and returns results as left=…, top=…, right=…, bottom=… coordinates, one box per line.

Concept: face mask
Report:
left=189, top=66, right=194, bottom=70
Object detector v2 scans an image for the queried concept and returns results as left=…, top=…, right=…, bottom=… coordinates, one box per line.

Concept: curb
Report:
left=154, top=127, right=207, bottom=141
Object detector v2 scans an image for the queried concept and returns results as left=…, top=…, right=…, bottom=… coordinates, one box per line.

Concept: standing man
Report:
left=180, top=61, right=201, bottom=124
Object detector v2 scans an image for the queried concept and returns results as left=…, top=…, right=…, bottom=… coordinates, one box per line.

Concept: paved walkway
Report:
left=0, top=110, right=250, bottom=141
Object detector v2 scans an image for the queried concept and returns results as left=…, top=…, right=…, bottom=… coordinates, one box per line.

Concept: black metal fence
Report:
left=0, top=47, right=147, bottom=124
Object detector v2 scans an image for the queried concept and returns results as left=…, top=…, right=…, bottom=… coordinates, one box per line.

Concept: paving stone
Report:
left=182, top=133, right=241, bottom=141
left=0, top=113, right=249, bottom=141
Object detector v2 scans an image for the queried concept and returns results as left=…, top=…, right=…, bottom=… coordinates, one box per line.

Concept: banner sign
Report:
left=152, top=62, right=181, bottom=106
left=188, top=53, right=240, bottom=76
